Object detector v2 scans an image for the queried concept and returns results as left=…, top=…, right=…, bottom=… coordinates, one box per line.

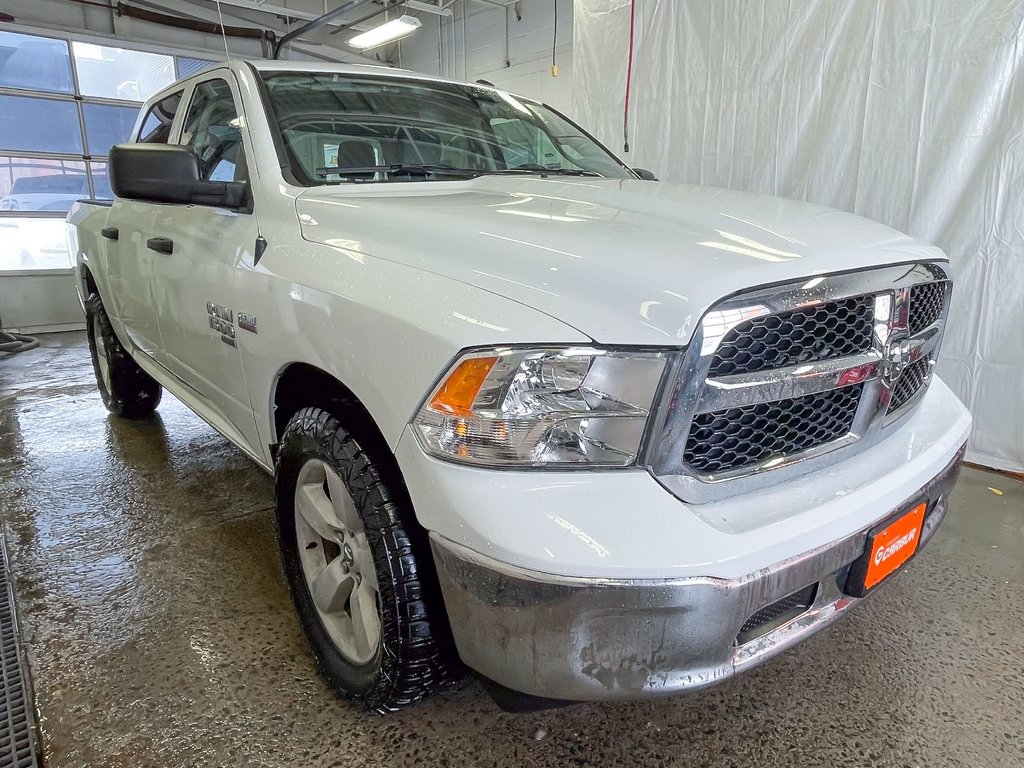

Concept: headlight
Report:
left=413, top=347, right=669, bottom=467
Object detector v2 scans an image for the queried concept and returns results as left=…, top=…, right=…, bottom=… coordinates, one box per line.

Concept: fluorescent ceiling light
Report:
left=348, top=15, right=422, bottom=50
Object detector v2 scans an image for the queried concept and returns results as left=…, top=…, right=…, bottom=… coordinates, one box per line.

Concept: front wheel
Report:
left=85, top=293, right=162, bottom=418
left=275, top=407, right=460, bottom=711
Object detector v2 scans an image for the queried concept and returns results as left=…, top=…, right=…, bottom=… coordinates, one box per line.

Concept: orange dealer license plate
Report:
left=844, top=501, right=927, bottom=598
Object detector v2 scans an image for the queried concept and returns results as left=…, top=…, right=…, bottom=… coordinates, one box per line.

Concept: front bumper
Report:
left=430, top=446, right=965, bottom=701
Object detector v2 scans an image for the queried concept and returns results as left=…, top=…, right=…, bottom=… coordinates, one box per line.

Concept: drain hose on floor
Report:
left=0, top=304, right=39, bottom=355
left=0, top=330, right=39, bottom=355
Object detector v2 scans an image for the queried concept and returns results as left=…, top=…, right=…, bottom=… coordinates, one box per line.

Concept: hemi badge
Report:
left=238, top=313, right=259, bottom=334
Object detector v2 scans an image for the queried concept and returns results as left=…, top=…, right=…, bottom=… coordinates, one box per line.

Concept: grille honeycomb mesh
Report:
left=709, top=296, right=875, bottom=377
left=685, top=385, right=863, bottom=475
left=908, top=282, right=946, bottom=335
left=888, top=356, right=931, bottom=413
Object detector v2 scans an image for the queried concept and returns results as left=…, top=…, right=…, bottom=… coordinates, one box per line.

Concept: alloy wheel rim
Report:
left=93, top=315, right=112, bottom=393
left=294, top=458, right=381, bottom=665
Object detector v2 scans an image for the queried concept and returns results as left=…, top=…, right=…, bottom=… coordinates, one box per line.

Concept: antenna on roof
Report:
left=214, top=0, right=233, bottom=63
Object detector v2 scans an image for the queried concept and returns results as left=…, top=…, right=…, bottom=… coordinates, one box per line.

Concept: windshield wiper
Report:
left=314, top=163, right=604, bottom=181
left=477, top=166, right=603, bottom=178
left=314, top=163, right=481, bottom=179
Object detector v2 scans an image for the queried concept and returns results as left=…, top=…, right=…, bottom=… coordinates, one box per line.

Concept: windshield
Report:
left=259, top=72, right=634, bottom=185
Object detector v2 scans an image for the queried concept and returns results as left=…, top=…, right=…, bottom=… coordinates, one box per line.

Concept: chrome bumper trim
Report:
left=430, top=445, right=965, bottom=701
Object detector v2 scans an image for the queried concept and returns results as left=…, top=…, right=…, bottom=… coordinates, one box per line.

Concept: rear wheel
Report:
left=85, top=293, right=162, bottom=418
left=275, top=406, right=460, bottom=711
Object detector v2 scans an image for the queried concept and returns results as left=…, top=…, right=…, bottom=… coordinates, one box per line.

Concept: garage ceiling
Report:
left=124, top=0, right=458, bottom=64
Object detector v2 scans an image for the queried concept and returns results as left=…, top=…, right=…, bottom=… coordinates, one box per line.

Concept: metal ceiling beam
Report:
left=327, top=4, right=391, bottom=36
left=468, top=0, right=520, bottom=8
left=404, top=0, right=455, bottom=14
left=133, top=0, right=386, bottom=64
left=273, top=0, right=376, bottom=57
left=208, top=0, right=455, bottom=22
left=204, top=0, right=337, bottom=24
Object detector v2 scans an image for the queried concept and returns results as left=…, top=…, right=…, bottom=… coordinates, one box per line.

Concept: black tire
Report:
left=85, top=293, right=162, bottom=418
left=275, top=406, right=461, bottom=712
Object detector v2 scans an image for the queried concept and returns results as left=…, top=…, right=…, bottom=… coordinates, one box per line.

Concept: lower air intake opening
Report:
left=736, top=583, right=818, bottom=646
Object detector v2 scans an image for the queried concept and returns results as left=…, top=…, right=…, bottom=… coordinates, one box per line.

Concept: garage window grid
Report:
left=0, top=29, right=213, bottom=271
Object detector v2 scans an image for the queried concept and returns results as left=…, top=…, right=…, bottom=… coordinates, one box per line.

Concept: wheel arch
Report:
left=271, top=360, right=464, bottom=704
left=80, top=262, right=99, bottom=300
left=270, top=362, right=393, bottom=466
left=269, top=361, right=457, bottom=643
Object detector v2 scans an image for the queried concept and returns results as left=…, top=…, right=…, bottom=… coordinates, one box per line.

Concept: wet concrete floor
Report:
left=0, top=332, right=1021, bottom=767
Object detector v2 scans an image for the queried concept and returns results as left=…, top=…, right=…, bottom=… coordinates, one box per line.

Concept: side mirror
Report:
left=108, top=144, right=247, bottom=210
left=632, top=168, right=658, bottom=181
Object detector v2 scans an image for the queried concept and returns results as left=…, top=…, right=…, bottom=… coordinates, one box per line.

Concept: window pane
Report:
left=0, top=156, right=89, bottom=213
left=0, top=30, right=73, bottom=93
left=176, top=57, right=214, bottom=79
left=260, top=72, right=632, bottom=185
left=137, top=91, right=182, bottom=143
left=82, top=103, right=139, bottom=156
left=90, top=161, right=112, bottom=200
left=181, top=79, right=244, bottom=182
left=72, top=42, right=174, bottom=101
left=491, top=118, right=564, bottom=169
left=0, top=217, right=72, bottom=271
left=0, top=96, right=82, bottom=154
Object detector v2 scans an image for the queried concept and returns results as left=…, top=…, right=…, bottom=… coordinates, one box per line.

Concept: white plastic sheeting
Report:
left=573, top=0, right=1024, bottom=472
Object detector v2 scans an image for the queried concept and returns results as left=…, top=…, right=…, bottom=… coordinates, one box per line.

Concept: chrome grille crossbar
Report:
left=647, top=263, right=952, bottom=503
left=698, top=352, right=882, bottom=413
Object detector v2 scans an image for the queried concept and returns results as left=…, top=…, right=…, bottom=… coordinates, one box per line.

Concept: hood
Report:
left=295, top=177, right=945, bottom=346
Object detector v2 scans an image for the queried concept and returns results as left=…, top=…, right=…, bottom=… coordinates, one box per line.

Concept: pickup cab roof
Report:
left=143, top=58, right=523, bottom=111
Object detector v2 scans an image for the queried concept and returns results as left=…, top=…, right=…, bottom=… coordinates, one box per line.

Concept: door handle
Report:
left=146, top=237, right=174, bottom=255
left=101, top=227, right=119, bottom=241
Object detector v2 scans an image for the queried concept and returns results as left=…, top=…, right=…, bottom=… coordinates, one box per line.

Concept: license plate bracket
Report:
left=844, top=500, right=928, bottom=598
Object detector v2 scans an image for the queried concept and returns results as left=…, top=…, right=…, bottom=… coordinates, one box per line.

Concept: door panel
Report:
left=102, top=88, right=186, bottom=359
left=149, top=75, right=261, bottom=451
left=150, top=205, right=261, bottom=450
left=102, top=199, right=164, bottom=357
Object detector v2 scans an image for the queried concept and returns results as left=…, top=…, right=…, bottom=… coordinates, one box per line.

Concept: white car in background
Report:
left=0, top=174, right=92, bottom=213
left=67, top=60, right=971, bottom=712
left=0, top=218, right=72, bottom=270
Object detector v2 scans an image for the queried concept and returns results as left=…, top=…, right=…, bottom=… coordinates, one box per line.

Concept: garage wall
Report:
left=0, top=0, right=353, bottom=334
left=573, top=0, right=1024, bottom=473
left=0, top=20, right=229, bottom=333
left=401, top=0, right=573, bottom=113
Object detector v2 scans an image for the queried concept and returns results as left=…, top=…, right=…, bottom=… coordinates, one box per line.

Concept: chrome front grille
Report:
left=888, top=355, right=932, bottom=413
left=709, top=295, right=874, bottom=377
left=908, top=281, right=947, bottom=335
left=684, top=384, right=863, bottom=474
left=649, top=263, right=952, bottom=503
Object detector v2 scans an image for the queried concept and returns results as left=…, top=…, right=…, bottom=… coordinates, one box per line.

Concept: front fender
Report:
left=239, top=241, right=591, bottom=465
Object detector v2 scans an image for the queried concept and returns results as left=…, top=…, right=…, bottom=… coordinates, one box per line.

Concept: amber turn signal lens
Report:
left=428, top=356, right=498, bottom=417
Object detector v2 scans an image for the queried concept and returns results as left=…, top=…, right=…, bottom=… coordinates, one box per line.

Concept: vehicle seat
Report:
left=337, top=140, right=377, bottom=169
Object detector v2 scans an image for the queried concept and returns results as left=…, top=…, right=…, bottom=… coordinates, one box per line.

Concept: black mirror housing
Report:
left=108, top=144, right=247, bottom=210
left=632, top=167, right=658, bottom=181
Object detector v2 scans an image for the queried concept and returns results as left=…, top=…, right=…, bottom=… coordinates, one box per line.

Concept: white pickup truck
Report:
left=68, top=60, right=971, bottom=712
